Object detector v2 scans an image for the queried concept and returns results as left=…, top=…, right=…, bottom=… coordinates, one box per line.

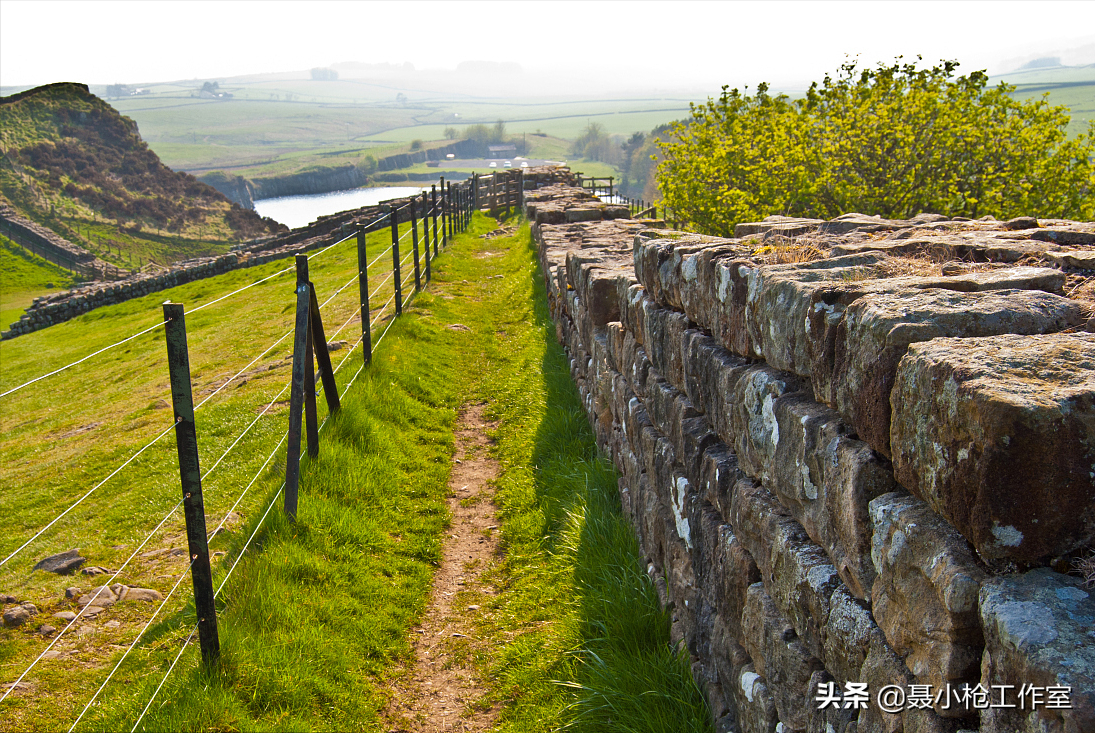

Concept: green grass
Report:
left=1, top=212, right=711, bottom=732
left=0, top=234, right=77, bottom=329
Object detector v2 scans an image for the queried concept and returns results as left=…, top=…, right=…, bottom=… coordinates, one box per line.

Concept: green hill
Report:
left=0, top=83, right=283, bottom=268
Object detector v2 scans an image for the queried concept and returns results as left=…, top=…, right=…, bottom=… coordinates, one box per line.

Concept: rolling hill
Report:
left=0, top=83, right=283, bottom=270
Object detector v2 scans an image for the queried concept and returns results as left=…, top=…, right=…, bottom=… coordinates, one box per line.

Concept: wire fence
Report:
left=0, top=178, right=477, bottom=730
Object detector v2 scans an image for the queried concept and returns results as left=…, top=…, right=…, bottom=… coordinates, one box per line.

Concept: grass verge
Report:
left=3, top=211, right=711, bottom=732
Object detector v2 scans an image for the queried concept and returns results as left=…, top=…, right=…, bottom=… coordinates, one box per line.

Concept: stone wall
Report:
left=528, top=183, right=1095, bottom=732
left=1, top=192, right=428, bottom=339
left=0, top=204, right=126, bottom=280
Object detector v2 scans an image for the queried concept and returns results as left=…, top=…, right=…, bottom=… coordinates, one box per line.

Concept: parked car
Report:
left=489, top=161, right=497, bottom=168
left=504, top=161, right=512, bottom=168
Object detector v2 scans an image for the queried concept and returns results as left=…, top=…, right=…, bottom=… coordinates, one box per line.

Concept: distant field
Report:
left=991, top=64, right=1095, bottom=136
left=85, top=75, right=693, bottom=180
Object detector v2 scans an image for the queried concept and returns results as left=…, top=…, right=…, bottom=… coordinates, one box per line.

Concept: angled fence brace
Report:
left=162, top=302, right=220, bottom=666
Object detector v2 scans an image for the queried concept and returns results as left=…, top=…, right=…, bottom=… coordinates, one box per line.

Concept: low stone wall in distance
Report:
left=527, top=183, right=1095, bottom=733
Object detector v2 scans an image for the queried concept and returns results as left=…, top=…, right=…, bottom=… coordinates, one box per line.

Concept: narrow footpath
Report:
left=383, top=402, right=502, bottom=732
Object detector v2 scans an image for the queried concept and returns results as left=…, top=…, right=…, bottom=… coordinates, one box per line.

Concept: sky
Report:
left=1, top=0, right=1093, bottom=93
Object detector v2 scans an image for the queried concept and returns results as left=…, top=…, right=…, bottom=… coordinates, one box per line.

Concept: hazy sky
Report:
left=2, top=1, right=1093, bottom=93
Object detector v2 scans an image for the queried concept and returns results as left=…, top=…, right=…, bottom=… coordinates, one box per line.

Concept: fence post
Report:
left=298, top=257, right=319, bottom=457
left=162, top=302, right=220, bottom=667
left=285, top=255, right=312, bottom=519
left=448, top=181, right=454, bottom=237
left=357, top=225, right=372, bottom=365
left=438, top=175, right=446, bottom=249
left=391, top=206, right=403, bottom=315
left=517, top=169, right=524, bottom=212
left=422, top=192, right=431, bottom=283
left=431, top=185, right=439, bottom=257
left=411, top=200, right=421, bottom=292
left=473, top=173, right=479, bottom=211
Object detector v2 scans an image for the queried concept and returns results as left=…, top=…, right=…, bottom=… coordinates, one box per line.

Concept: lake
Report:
left=253, top=186, right=432, bottom=229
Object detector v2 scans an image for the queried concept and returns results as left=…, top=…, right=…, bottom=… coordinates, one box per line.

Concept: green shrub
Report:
left=656, top=58, right=1095, bottom=235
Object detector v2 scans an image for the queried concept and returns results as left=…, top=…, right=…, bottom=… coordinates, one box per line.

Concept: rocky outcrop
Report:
left=530, top=181, right=1095, bottom=733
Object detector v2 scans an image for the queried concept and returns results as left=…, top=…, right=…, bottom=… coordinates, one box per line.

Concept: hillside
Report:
left=0, top=83, right=283, bottom=268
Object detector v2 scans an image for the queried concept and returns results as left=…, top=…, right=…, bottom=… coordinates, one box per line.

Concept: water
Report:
left=253, top=186, right=432, bottom=230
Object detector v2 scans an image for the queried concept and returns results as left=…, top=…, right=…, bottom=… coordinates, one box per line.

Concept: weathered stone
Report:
left=869, top=492, right=985, bottom=715
left=2, top=602, right=38, bottom=627
left=1045, top=249, right=1095, bottom=269
left=822, top=586, right=875, bottom=686
left=1031, top=227, right=1095, bottom=247
left=38, top=624, right=56, bottom=636
left=891, top=333, right=1095, bottom=565
left=823, top=288, right=1086, bottom=458
left=770, top=392, right=896, bottom=599
left=33, top=548, right=85, bottom=575
left=53, top=611, right=77, bottom=622
left=731, top=663, right=781, bottom=733
left=806, top=669, right=859, bottom=733
left=735, top=215, right=826, bottom=238
left=730, top=365, right=809, bottom=481
left=691, top=502, right=760, bottom=641
left=731, top=480, right=841, bottom=663
left=77, top=586, right=118, bottom=607
left=979, top=569, right=1095, bottom=733
left=742, top=582, right=823, bottom=731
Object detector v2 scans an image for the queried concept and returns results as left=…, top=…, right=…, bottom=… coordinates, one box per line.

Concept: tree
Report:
left=656, top=58, right=1095, bottom=236
left=310, top=67, right=338, bottom=81
left=410, top=139, right=423, bottom=151
left=444, top=127, right=459, bottom=140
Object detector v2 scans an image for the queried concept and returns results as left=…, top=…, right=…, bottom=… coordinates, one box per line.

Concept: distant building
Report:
left=488, top=144, right=517, bottom=158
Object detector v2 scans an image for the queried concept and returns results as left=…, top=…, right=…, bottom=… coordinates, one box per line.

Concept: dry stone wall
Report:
left=1, top=193, right=422, bottom=339
left=528, top=183, right=1095, bottom=733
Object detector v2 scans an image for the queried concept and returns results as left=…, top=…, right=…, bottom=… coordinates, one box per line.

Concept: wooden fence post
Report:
left=285, top=255, right=312, bottom=519
left=422, top=192, right=431, bottom=283
left=357, top=225, right=372, bottom=365
left=298, top=256, right=319, bottom=458
left=391, top=206, right=402, bottom=315
left=162, top=302, right=220, bottom=666
left=431, top=185, right=439, bottom=257
left=411, top=200, right=421, bottom=292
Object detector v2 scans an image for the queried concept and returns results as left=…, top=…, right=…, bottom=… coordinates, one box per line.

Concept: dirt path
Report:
left=383, top=402, right=502, bottom=732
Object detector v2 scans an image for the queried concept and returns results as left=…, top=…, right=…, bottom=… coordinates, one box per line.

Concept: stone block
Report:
left=891, top=333, right=1095, bottom=565
left=742, top=582, right=823, bottom=731
left=979, top=569, right=1095, bottom=733
left=730, top=365, right=809, bottom=481
left=869, top=492, right=985, bottom=715
left=691, top=501, right=761, bottom=641
left=695, top=442, right=745, bottom=521
left=822, top=586, right=875, bottom=687
left=731, top=480, right=842, bottom=662
left=822, top=288, right=1086, bottom=458
left=731, top=663, right=781, bottom=733
left=770, top=393, right=895, bottom=598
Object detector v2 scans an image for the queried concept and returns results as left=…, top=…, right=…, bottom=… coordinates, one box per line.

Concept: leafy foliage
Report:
left=656, top=58, right=1095, bottom=236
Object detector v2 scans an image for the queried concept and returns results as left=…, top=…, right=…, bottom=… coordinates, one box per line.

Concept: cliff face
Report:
left=0, top=82, right=282, bottom=262
left=250, top=164, right=368, bottom=201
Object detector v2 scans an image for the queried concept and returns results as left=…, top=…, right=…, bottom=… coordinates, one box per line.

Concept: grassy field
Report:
left=0, top=234, right=77, bottom=330
left=1, top=211, right=711, bottom=731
